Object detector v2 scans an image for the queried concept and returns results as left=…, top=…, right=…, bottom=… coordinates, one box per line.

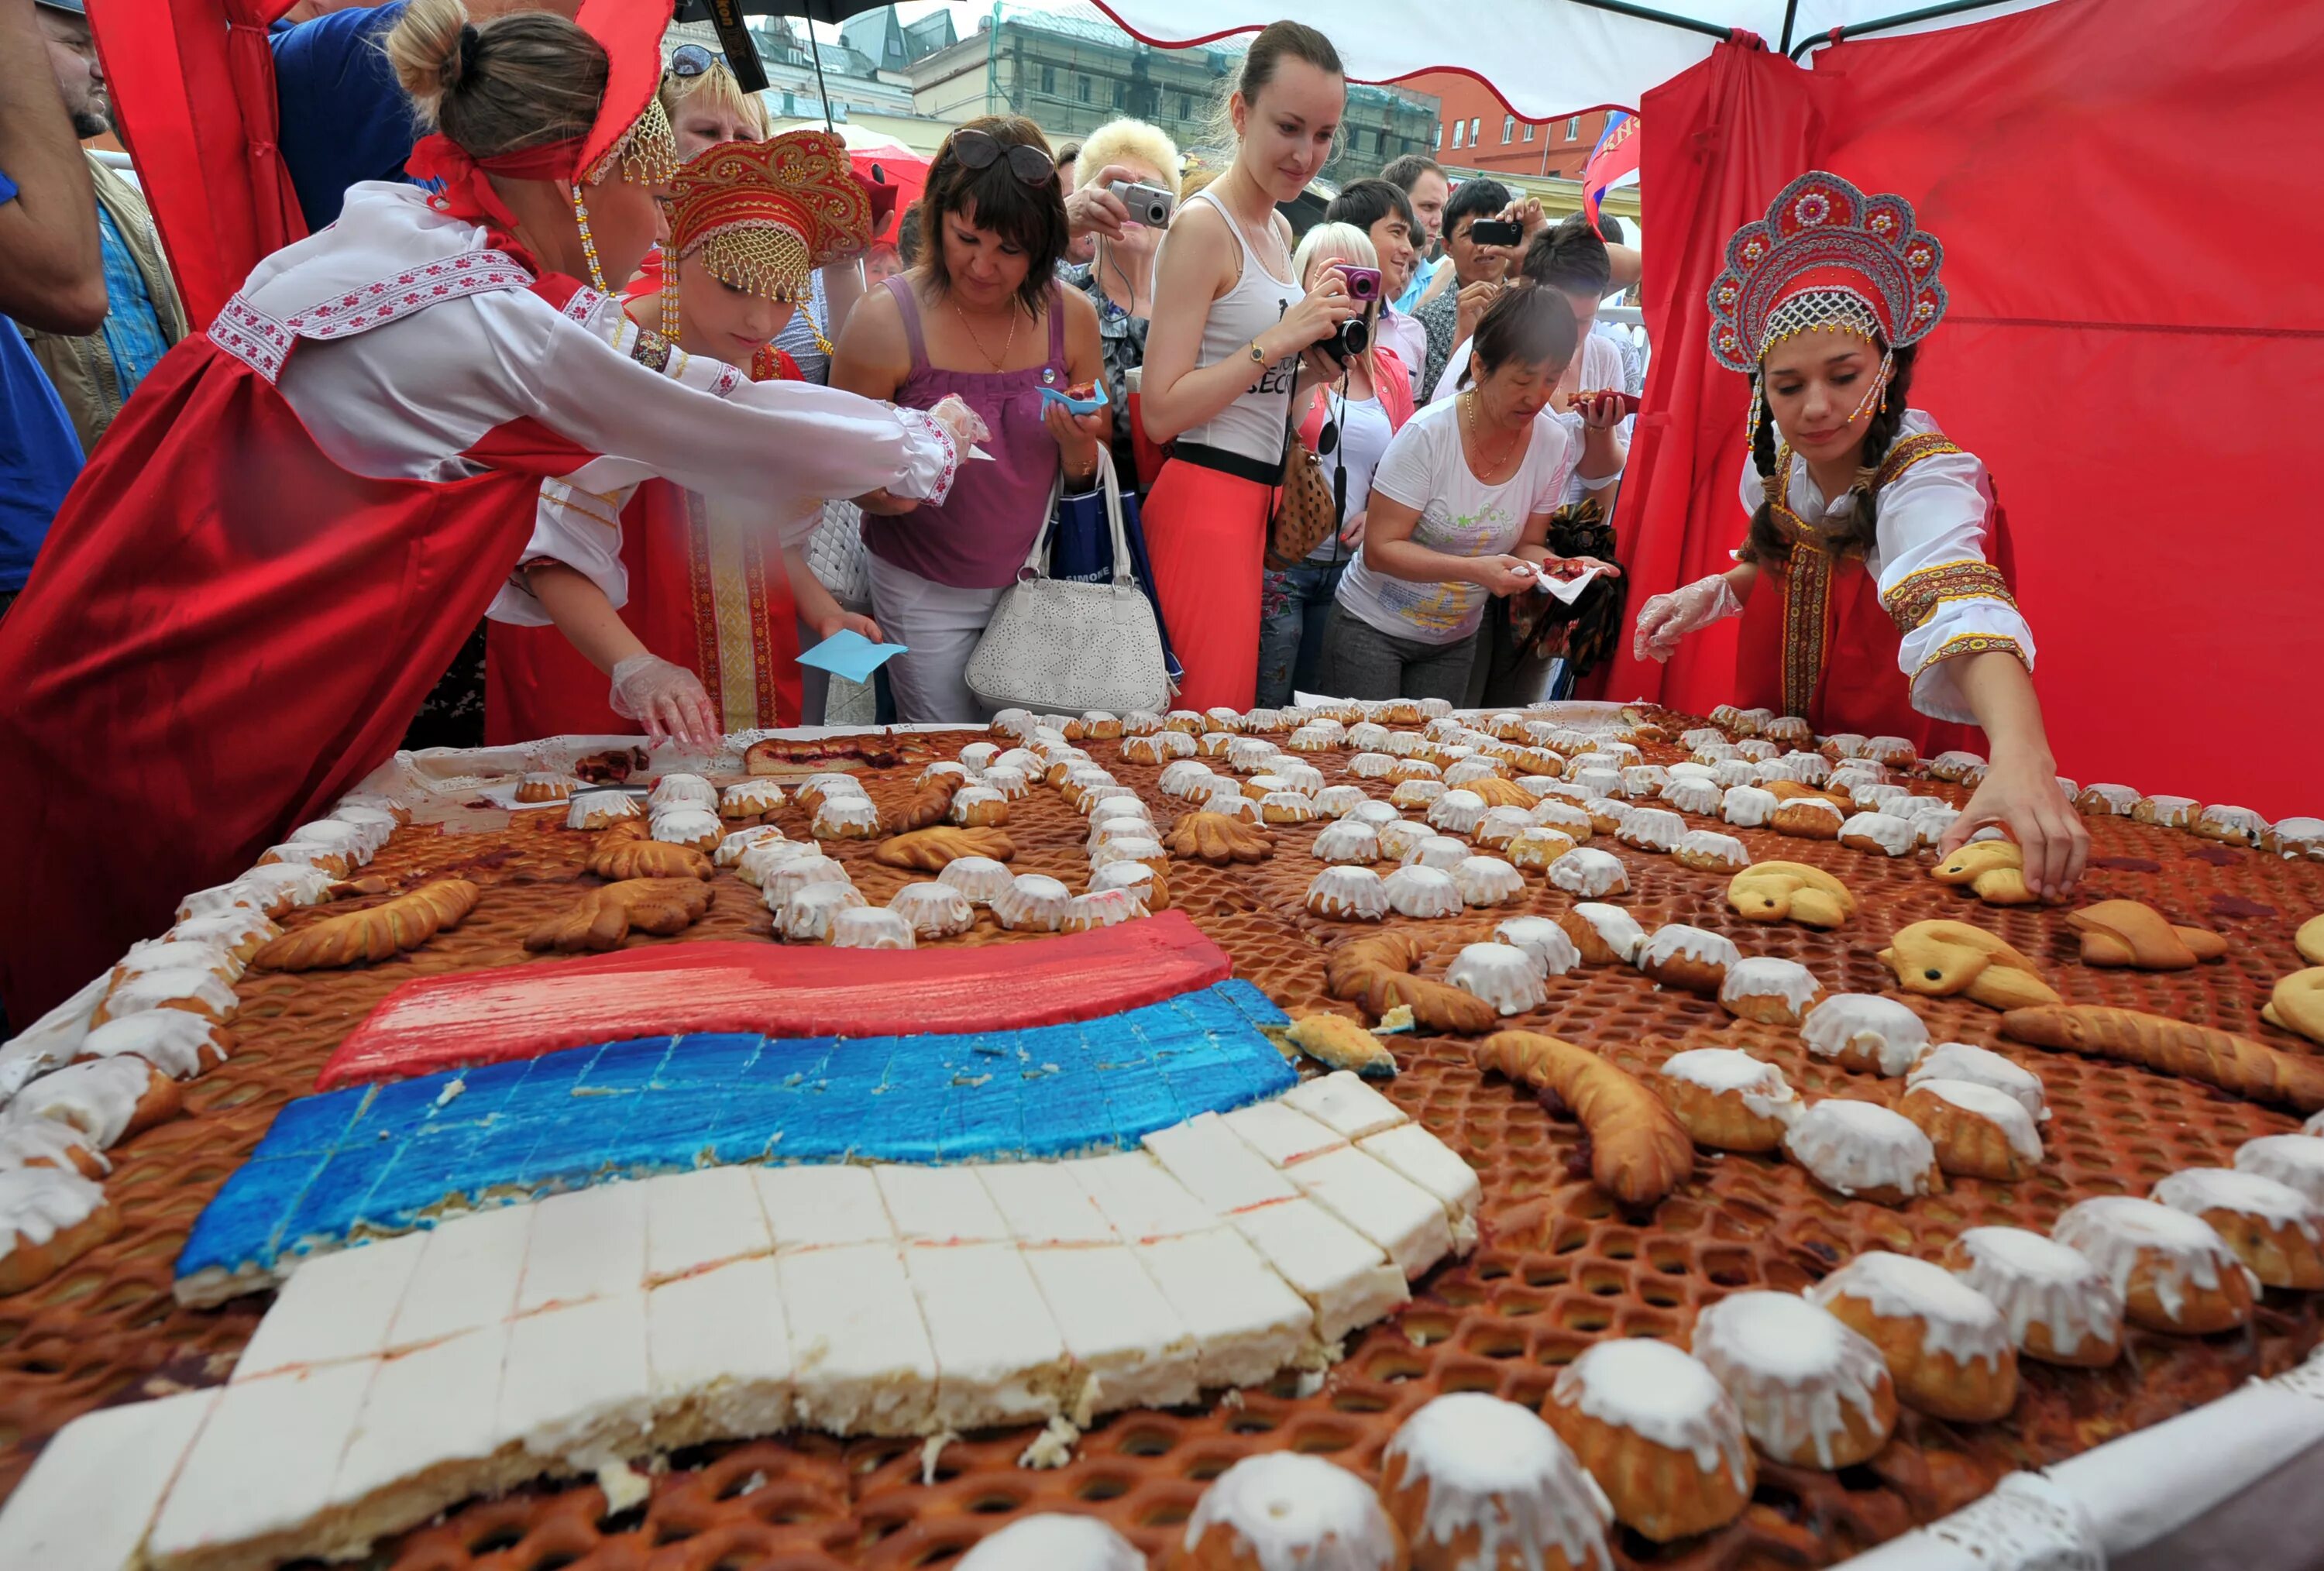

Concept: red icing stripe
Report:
left=317, top=913, right=1235, bottom=1090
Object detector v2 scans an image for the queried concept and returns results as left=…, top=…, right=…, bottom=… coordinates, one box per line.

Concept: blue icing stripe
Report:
left=176, top=981, right=1292, bottom=1284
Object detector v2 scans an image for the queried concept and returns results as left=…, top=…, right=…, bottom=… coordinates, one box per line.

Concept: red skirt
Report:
left=0, top=338, right=584, bottom=1022
left=1143, top=455, right=1275, bottom=713
left=1733, top=555, right=1985, bottom=757
left=486, top=481, right=801, bottom=744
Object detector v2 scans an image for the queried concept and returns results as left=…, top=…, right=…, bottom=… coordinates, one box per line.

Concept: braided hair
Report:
left=1737, top=342, right=1918, bottom=566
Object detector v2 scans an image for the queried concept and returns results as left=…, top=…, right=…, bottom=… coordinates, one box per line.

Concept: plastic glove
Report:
left=1631, top=573, right=1745, bottom=663
left=925, top=392, right=992, bottom=453
left=608, top=654, right=720, bottom=754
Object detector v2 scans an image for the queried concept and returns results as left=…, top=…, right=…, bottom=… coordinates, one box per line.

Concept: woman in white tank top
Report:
left=1137, top=20, right=1361, bottom=713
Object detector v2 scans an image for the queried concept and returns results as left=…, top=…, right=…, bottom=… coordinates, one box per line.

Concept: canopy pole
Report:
left=1789, top=0, right=2020, bottom=59
left=1566, top=0, right=1735, bottom=42
left=1778, top=0, right=1800, bottom=52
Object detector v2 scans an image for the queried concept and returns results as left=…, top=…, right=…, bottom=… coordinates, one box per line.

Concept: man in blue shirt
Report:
left=270, top=2, right=418, bottom=232
left=0, top=0, right=102, bottom=617
left=269, top=2, right=582, bottom=233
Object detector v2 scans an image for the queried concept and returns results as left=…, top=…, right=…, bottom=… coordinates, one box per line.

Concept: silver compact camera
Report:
left=1109, top=180, right=1175, bottom=228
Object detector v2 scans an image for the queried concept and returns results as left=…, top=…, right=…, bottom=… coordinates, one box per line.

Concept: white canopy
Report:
left=1085, top=0, right=2061, bottom=119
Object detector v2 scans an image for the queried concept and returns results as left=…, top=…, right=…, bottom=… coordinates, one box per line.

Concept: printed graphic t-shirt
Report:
left=1332, top=396, right=1578, bottom=645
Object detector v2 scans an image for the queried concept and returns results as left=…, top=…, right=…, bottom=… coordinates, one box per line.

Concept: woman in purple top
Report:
left=830, top=115, right=1106, bottom=721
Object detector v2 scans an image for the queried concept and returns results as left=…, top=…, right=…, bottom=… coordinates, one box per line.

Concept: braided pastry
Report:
left=886, top=775, right=962, bottom=834
left=1324, top=932, right=1498, bottom=1035
left=1166, top=810, right=1274, bottom=865
left=2001, top=1006, right=2324, bottom=1112
left=874, top=827, right=1017, bottom=871
left=588, top=837, right=713, bottom=882
left=525, top=878, right=716, bottom=954
left=251, top=879, right=480, bottom=971
left=1475, top=1030, right=1696, bottom=1208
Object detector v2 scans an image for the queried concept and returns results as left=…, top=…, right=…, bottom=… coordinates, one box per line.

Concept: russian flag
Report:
left=1583, top=111, right=1641, bottom=239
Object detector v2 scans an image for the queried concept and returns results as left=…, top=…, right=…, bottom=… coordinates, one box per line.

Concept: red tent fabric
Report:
left=1605, top=0, right=2324, bottom=817
left=851, top=148, right=926, bottom=246
left=90, top=0, right=304, bottom=332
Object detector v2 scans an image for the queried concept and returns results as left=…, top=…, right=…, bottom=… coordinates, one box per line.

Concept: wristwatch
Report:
left=1245, top=339, right=1268, bottom=366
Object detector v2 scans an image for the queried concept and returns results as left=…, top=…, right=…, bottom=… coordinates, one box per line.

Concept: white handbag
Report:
left=965, top=448, right=1172, bottom=717
left=803, top=498, right=871, bottom=610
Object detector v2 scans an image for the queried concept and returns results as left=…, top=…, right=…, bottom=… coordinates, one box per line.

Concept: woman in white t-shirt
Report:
left=1318, top=287, right=1622, bottom=701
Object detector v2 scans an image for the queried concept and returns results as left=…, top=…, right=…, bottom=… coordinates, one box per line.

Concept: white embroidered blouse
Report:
left=208, top=182, right=956, bottom=630
left=1738, top=407, right=2034, bottom=724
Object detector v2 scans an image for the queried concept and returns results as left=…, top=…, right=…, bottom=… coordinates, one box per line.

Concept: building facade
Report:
left=908, top=3, right=1439, bottom=180
left=1399, top=70, right=1618, bottom=181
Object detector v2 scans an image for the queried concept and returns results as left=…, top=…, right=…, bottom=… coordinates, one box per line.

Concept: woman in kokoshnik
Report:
left=1632, top=171, right=2089, bottom=899
left=0, top=0, right=978, bottom=1023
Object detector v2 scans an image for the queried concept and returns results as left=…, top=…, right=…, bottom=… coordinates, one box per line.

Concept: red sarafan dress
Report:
left=1730, top=411, right=2029, bottom=757
left=0, top=183, right=959, bottom=1023
left=483, top=338, right=810, bottom=744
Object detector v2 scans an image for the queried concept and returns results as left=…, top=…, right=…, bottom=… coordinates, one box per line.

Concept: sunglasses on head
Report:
left=951, top=128, right=1054, bottom=188
left=668, top=43, right=724, bottom=80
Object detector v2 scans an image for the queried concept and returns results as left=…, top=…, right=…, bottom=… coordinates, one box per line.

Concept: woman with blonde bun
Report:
left=0, top=0, right=979, bottom=1026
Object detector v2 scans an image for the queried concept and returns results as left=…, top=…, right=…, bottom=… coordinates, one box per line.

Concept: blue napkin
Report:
left=798, top=629, right=906, bottom=683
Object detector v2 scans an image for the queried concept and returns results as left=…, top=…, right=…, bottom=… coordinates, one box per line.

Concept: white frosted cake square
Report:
left=1231, top=1198, right=1409, bottom=1343
left=1222, top=1100, right=1349, bottom=1167
left=647, top=1256, right=794, bottom=1446
left=1357, top=1123, right=1483, bottom=1238
left=1021, top=1244, right=1201, bottom=1415
left=778, top=1242, right=936, bottom=1435
left=1284, top=1146, right=1454, bottom=1278
left=877, top=1163, right=1009, bottom=1245
left=1142, top=1112, right=1298, bottom=1215
left=1064, top=1151, right=1220, bottom=1244
left=905, top=1243, right=1071, bottom=1430
left=495, top=1293, right=654, bottom=1470
left=757, top=1164, right=895, bottom=1251
left=149, top=1360, right=376, bottom=1569
left=975, top=1161, right=1118, bottom=1246
left=645, top=1166, right=773, bottom=1284
left=328, top=1325, right=514, bottom=1525
left=515, top=1181, right=648, bottom=1315
left=384, top=1204, right=531, bottom=1353
left=1133, top=1227, right=1312, bottom=1387
left=0, top=1389, right=218, bottom=1571
left=1282, top=1071, right=1408, bottom=1140
left=234, top=1230, right=428, bottom=1381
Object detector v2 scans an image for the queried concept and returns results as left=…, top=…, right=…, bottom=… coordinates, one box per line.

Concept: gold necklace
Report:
left=951, top=297, right=1019, bottom=372
left=1463, top=389, right=1524, bottom=475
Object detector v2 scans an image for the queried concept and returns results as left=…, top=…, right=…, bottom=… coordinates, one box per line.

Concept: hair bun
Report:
left=383, top=0, right=474, bottom=123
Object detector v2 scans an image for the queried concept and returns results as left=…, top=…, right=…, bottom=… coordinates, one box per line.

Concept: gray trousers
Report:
left=1317, top=610, right=1479, bottom=703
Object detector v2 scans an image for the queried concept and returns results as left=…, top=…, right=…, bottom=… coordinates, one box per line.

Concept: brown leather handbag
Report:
left=1265, top=393, right=1339, bottom=571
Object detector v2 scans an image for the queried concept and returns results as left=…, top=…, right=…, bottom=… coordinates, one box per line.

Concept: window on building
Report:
left=1375, top=127, right=1387, bottom=154
left=1113, top=78, right=1126, bottom=108
left=1566, top=115, right=1581, bottom=140
left=1523, top=121, right=1535, bottom=142
left=1502, top=115, right=1514, bottom=143
left=1470, top=117, right=1483, bottom=146
left=1179, top=94, right=1191, bottom=119
left=1451, top=119, right=1464, bottom=149
left=1078, top=74, right=1091, bottom=102
left=1433, top=122, right=1442, bottom=149
left=1040, top=64, right=1054, bottom=95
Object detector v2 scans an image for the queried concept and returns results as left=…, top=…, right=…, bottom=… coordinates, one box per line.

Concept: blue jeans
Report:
left=1256, top=560, right=1347, bottom=708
